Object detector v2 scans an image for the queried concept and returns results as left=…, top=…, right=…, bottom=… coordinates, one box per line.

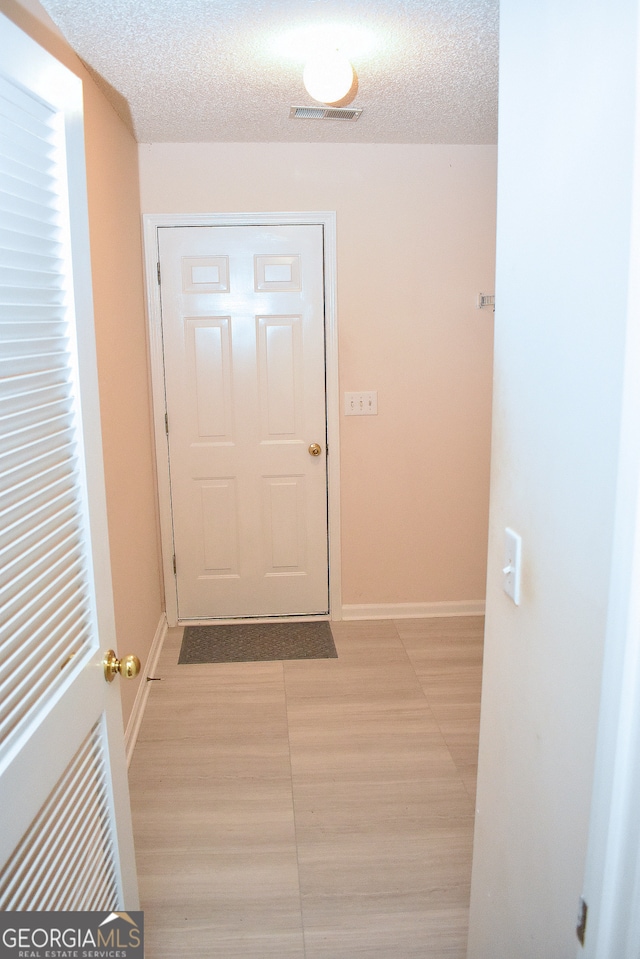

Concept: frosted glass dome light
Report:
left=303, top=49, right=354, bottom=105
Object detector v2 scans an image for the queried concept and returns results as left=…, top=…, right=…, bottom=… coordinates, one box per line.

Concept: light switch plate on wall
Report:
left=503, top=527, right=522, bottom=604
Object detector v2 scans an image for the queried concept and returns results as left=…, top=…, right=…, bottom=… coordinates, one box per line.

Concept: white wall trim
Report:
left=341, top=600, right=486, bottom=620
left=125, top=613, right=167, bottom=766
left=142, top=212, right=341, bottom=626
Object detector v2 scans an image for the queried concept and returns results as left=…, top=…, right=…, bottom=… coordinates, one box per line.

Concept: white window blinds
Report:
left=0, top=73, right=95, bottom=760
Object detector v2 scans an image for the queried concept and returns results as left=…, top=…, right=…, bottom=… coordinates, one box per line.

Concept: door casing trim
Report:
left=142, top=212, right=341, bottom=625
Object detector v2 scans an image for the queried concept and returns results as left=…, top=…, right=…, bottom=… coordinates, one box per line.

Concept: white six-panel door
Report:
left=158, top=224, right=329, bottom=620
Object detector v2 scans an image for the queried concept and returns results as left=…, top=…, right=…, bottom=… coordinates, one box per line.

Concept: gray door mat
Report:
left=178, top=621, right=337, bottom=664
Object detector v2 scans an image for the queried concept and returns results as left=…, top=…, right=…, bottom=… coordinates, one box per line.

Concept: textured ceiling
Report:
left=39, top=0, right=499, bottom=144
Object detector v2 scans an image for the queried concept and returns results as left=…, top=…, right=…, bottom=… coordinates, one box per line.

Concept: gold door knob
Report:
left=308, top=443, right=322, bottom=456
left=103, top=649, right=141, bottom=683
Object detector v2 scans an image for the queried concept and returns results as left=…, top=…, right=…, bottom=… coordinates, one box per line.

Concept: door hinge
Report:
left=157, top=261, right=161, bottom=284
left=165, top=412, right=169, bottom=435
left=172, top=554, right=177, bottom=575
left=576, top=897, right=588, bottom=947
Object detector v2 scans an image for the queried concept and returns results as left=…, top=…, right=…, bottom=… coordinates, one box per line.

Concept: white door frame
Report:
left=143, top=212, right=341, bottom=626
left=578, top=13, right=640, bottom=951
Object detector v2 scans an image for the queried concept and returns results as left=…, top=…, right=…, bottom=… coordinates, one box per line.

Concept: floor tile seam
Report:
left=287, top=779, right=465, bottom=795
left=137, top=848, right=305, bottom=863
left=350, top=620, right=424, bottom=693
left=393, top=621, right=464, bottom=768
left=428, top=712, right=481, bottom=769
left=134, top=655, right=296, bottom=774
left=281, top=648, right=437, bottom=953
left=152, top=676, right=287, bottom=690
left=292, top=831, right=476, bottom=849
left=130, top=778, right=296, bottom=790
left=394, top=619, right=483, bottom=776
left=294, top=831, right=476, bottom=852
left=132, top=810, right=301, bottom=825
left=134, top=733, right=291, bottom=747
left=281, top=659, right=310, bottom=959
left=425, top=715, right=477, bottom=775
left=135, top=725, right=291, bottom=738
left=284, top=777, right=474, bottom=795
left=297, top=886, right=473, bottom=905
left=283, top=659, right=428, bottom=676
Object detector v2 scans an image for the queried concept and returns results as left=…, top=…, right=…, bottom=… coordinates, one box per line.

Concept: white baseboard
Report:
left=340, top=600, right=486, bottom=621
left=125, top=613, right=168, bottom=766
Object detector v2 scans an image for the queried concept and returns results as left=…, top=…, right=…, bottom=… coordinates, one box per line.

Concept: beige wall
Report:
left=2, top=0, right=163, bottom=724
left=139, top=142, right=497, bottom=610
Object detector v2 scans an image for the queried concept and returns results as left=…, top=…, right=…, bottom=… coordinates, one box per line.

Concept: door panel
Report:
left=190, top=319, right=232, bottom=438
left=258, top=315, right=303, bottom=436
left=0, top=13, right=137, bottom=908
left=201, top=479, right=239, bottom=574
left=263, top=475, right=307, bottom=571
left=158, top=224, right=328, bottom=619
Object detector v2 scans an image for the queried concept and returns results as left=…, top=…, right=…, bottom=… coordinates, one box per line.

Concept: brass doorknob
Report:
left=308, top=443, right=322, bottom=456
left=103, top=649, right=141, bottom=683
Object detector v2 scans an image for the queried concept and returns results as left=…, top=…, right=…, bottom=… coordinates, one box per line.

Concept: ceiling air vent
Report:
left=290, top=105, right=362, bottom=121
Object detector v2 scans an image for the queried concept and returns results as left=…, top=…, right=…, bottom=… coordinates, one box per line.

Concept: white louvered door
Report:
left=0, top=14, right=138, bottom=908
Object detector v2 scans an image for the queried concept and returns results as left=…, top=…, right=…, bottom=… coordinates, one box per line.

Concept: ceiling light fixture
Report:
left=303, top=48, right=354, bottom=105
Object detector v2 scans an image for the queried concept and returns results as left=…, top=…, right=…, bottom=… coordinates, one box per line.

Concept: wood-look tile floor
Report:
left=128, top=616, right=483, bottom=958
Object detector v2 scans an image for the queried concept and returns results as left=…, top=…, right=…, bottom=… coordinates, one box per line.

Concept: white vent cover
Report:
left=290, top=105, right=363, bottom=121
left=476, top=293, right=495, bottom=310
